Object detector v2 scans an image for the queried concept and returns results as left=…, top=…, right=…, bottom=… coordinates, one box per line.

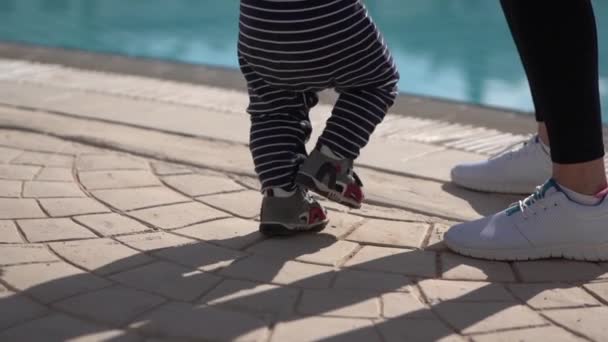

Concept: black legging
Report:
left=500, top=0, right=604, bottom=164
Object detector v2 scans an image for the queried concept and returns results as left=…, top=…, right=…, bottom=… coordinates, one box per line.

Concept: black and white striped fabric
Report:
left=238, top=0, right=399, bottom=191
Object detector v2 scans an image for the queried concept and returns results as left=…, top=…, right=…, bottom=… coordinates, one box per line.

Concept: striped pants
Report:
left=238, top=0, right=399, bottom=191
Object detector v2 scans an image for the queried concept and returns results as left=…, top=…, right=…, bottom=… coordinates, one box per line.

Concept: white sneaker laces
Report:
left=510, top=184, right=553, bottom=219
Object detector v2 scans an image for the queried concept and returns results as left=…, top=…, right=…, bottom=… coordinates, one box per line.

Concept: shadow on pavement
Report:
left=0, top=225, right=605, bottom=341
left=441, top=182, right=523, bottom=217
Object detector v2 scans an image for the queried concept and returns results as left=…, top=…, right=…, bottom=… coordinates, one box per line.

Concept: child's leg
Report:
left=296, top=59, right=399, bottom=209
left=318, top=81, right=399, bottom=159
left=239, top=54, right=316, bottom=192
left=240, top=55, right=328, bottom=236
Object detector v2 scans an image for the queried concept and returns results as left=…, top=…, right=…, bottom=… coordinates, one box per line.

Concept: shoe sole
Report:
left=445, top=236, right=608, bottom=261
left=295, top=172, right=361, bottom=209
left=259, top=220, right=328, bottom=237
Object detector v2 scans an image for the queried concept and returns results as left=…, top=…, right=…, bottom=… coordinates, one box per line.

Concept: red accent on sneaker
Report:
left=308, top=207, right=327, bottom=224
left=596, top=187, right=608, bottom=199
left=344, top=183, right=364, bottom=204
left=335, top=163, right=342, bottom=173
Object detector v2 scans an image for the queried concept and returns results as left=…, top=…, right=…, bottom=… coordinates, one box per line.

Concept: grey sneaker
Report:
left=295, top=149, right=364, bottom=209
left=259, top=188, right=329, bottom=237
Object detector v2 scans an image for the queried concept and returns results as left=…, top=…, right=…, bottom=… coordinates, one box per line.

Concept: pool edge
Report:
left=0, top=40, right=539, bottom=135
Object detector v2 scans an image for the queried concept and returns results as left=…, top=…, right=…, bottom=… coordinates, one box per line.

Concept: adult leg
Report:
left=501, top=0, right=606, bottom=194
left=445, top=1, right=608, bottom=262
left=450, top=0, right=603, bottom=195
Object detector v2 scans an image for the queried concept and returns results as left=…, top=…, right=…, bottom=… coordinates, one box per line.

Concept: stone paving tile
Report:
left=153, top=240, right=245, bottom=272
left=129, top=201, right=227, bottom=230
left=232, top=175, right=261, bottom=191
left=544, top=307, right=608, bottom=341
left=23, top=181, right=86, bottom=198
left=0, top=262, right=111, bottom=303
left=130, top=302, right=268, bottom=341
left=425, top=223, right=452, bottom=251
left=79, top=170, right=161, bottom=190
left=376, top=318, right=464, bottom=342
left=346, top=219, right=429, bottom=249
left=344, top=246, right=436, bottom=278
left=358, top=140, right=443, bottom=175
left=418, top=279, right=515, bottom=304
left=73, top=213, right=151, bottom=236
left=0, top=198, right=46, bottom=219
left=323, top=201, right=428, bottom=222
left=508, top=283, right=601, bottom=309
left=472, top=326, right=584, bottom=342
left=92, top=187, right=189, bottom=211
left=151, top=161, right=192, bottom=176
left=246, top=234, right=359, bottom=267
left=324, top=211, right=365, bottom=239
left=441, top=253, right=515, bottom=282
left=116, top=231, right=197, bottom=251
left=0, top=220, right=22, bottom=243
left=272, top=316, right=380, bottom=342
left=0, top=179, right=21, bottom=197
left=333, top=269, right=412, bottom=293
left=434, top=302, right=547, bottom=335
left=162, top=173, right=243, bottom=196
left=110, top=261, right=221, bottom=301
left=359, top=167, right=516, bottom=221
left=18, top=218, right=97, bottom=242
left=39, top=197, right=111, bottom=217
left=514, top=260, right=608, bottom=283
left=0, top=130, right=75, bottom=155
left=173, top=217, right=262, bottom=250
left=77, top=154, right=148, bottom=171
left=584, top=282, right=608, bottom=303
left=0, top=314, right=139, bottom=342
left=0, top=286, right=48, bottom=331
left=50, top=238, right=154, bottom=275
left=0, top=146, right=22, bottom=163
left=12, top=152, right=74, bottom=167
left=200, top=279, right=300, bottom=315
left=399, top=149, right=486, bottom=182
left=0, top=164, right=41, bottom=180
left=54, top=285, right=166, bottom=326
left=198, top=190, right=260, bottom=218
left=298, top=289, right=380, bottom=318
left=0, top=244, right=58, bottom=265
left=220, top=256, right=335, bottom=289
left=382, top=292, right=434, bottom=319
left=35, top=167, right=73, bottom=181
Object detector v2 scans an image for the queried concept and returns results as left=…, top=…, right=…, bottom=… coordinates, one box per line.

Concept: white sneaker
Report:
left=450, top=135, right=551, bottom=194
left=444, top=179, right=608, bottom=261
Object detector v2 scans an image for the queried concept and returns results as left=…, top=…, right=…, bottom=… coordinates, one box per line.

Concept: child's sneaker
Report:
left=259, top=187, right=329, bottom=237
left=295, top=147, right=364, bottom=209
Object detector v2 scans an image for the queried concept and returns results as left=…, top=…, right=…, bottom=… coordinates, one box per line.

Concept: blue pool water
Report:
left=0, top=0, right=607, bottom=118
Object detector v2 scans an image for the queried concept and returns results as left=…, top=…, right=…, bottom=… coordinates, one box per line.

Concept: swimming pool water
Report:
left=0, top=0, right=607, bottom=118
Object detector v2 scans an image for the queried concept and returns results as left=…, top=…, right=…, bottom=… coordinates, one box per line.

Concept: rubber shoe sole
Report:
left=445, top=235, right=608, bottom=262
left=259, top=220, right=328, bottom=237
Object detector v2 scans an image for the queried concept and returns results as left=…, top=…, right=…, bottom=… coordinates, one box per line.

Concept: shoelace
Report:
left=490, top=135, right=536, bottom=161
left=509, top=185, right=548, bottom=219
left=301, top=188, right=315, bottom=204
left=352, top=170, right=363, bottom=187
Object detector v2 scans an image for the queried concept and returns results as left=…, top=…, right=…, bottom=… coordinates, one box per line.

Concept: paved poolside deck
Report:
left=0, top=46, right=608, bottom=341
